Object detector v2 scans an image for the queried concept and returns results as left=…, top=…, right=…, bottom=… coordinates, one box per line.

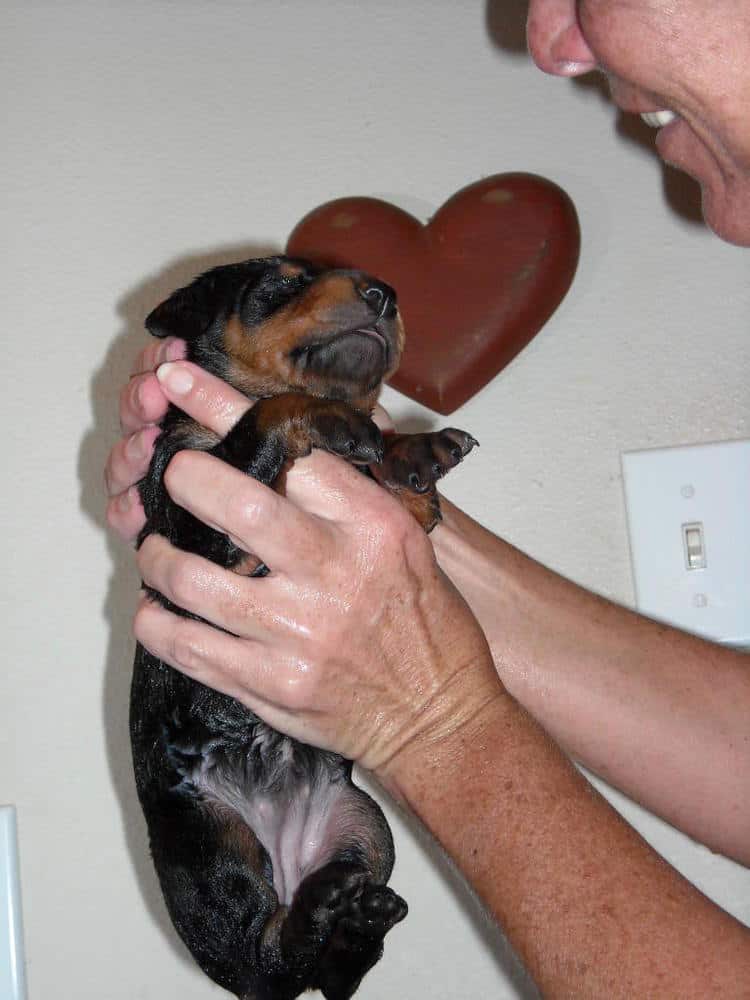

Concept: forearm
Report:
left=433, top=499, right=750, bottom=864
left=378, top=688, right=750, bottom=998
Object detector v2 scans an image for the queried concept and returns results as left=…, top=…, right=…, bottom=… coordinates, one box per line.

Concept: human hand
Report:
left=133, top=445, right=500, bottom=776
left=107, top=335, right=495, bottom=773
left=104, top=339, right=394, bottom=542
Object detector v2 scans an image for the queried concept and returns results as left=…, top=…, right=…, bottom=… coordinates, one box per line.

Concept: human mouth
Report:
left=640, top=109, right=678, bottom=128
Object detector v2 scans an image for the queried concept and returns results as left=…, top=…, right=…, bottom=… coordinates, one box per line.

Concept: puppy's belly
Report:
left=184, top=730, right=375, bottom=906
left=237, top=781, right=349, bottom=905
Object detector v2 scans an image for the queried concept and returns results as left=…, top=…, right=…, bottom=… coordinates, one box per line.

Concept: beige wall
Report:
left=1, top=2, right=748, bottom=998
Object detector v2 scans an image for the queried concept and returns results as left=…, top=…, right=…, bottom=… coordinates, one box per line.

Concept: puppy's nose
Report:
left=357, top=278, right=396, bottom=319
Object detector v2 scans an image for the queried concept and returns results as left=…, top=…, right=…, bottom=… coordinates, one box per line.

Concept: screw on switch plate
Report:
left=621, top=439, right=750, bottom=647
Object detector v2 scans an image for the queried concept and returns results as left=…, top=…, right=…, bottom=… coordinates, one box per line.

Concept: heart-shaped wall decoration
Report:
left=287, top=173, right=580, bottom=414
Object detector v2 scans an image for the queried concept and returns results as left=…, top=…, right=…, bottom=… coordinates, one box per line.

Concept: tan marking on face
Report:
left=224, top=313, right=302, bottom=396
left=222, top=273, right=403, bottom=404
left=224, top=274, right=361, bottom=377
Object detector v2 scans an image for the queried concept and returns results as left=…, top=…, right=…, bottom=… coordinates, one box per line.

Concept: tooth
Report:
left=641, top=110, right=677, bottom=128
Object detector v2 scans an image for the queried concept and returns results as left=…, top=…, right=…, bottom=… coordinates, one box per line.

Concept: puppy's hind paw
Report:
left=314, top=884, right=408, bottom=1000
left=340, top=884, right=408, bottom=939
left=282, top=863, right=367, bottom=956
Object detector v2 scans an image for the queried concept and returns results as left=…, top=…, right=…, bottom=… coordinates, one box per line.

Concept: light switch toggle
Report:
left=682, top=522, right=706, bottom=570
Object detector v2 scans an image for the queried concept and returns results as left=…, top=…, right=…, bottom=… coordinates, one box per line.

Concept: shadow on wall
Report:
left=485, top=0, right=529, bottom=56
left=77, top=242, right=540, bottom=997
left=484, top=0, right=704, bottom=229
left=77, top=240, right=281, bottom=977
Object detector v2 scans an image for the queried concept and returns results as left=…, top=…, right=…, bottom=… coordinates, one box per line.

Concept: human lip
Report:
left=608, top=87, right=680, bottom=128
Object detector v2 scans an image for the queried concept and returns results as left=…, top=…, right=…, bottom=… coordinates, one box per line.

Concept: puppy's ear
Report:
left=146, top=272, right=228, bottom=341
left=145, top=262, right=262, bottom=340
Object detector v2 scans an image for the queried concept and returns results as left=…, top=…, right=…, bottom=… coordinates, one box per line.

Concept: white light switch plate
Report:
left=622, top=439, right=750, bottom=647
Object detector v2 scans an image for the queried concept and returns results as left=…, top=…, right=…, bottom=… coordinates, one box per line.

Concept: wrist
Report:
left=431, top=501, right=517, bottom=673
left=374, top=651, right=510, bottom=809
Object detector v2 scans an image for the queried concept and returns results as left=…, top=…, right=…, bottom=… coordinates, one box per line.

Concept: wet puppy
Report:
left=131, top=256, right=477, bottom=1000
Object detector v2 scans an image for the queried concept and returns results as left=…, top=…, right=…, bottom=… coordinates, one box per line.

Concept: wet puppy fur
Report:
left=131, top=256, right=477, bottom=1000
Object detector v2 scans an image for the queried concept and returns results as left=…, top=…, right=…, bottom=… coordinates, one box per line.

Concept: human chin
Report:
left=700, top=182, right=750, bottom=247
left=656, top=121, right=750, bottom=246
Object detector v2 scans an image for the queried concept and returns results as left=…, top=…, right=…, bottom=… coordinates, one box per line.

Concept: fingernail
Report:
left=157, top=362, right=194, bottom=395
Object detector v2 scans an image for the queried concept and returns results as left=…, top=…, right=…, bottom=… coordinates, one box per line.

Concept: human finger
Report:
left=283, top=447, right=403, bottom=526
left=132, top=335, right=187, bottom=377
left=155, top=361, right=252, bottom=437
left=119, top=338, right=186, bottom=434
left=105, top=486, right=147, bottom=542
left=104, top=424, right=162, bottom=497
left=120, top=372, right=172, bottom=434
left=136, top=533, right=283, bottom=638
left=133, top=595, right=316, bottom=737
left=133, top=594, right=260, bottom=704
left=162, top=450, right=328, bottom=571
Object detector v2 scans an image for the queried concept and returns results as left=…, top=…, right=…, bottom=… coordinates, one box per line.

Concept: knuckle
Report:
left=163, top=448, right=192, bottom=489
left=170, top=621, right=207, bottom=675
left=128, top=375, right=144, bottom=416
left=118, top=382, right=133, bottom=429
left=166, top=555, right=197, bottom=607
left=104, top=439, right=128, bottom=494
left=136, top=530, right=159, bottom=563
left=226, top=485, right=271, bottom=537
left=280, top=665, right=312, bottom=710
left=105, top=497, right=126, bottom=537
left=133, top=597, right=159, bottom=644
left=132, top=601, right=149, bottom=640
left=217, top=579, right=255, bottom=631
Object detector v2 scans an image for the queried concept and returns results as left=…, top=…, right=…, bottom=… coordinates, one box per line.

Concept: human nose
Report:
left=526, top=0, right=597, bottom=77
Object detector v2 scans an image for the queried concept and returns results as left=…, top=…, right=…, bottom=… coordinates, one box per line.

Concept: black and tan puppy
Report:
left=131, top=256, right=477, bottom=1000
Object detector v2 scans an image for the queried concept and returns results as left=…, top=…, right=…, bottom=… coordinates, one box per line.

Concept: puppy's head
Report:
left=146, top=256, right=404, bottom=409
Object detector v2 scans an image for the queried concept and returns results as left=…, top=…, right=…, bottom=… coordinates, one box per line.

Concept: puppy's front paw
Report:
left=375, top=428, right=478, bottom=493
left=308, top=408, right=384, bottom=465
